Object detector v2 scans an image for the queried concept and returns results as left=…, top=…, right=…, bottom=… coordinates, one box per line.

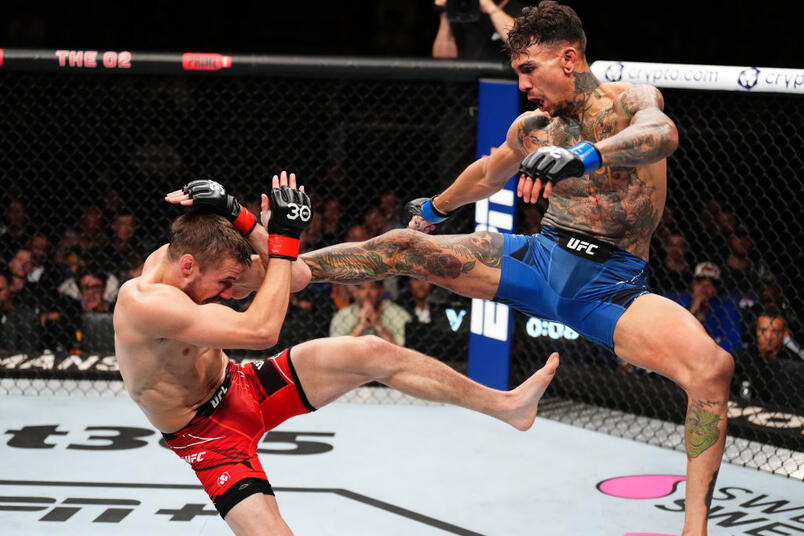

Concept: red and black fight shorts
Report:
left=162, top=348, right=315, bottom=518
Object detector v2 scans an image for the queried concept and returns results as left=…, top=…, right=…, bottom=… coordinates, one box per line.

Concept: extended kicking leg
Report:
left=291, top=335, right=559, bottom=431
left=300, top=228, right=504, bottom=299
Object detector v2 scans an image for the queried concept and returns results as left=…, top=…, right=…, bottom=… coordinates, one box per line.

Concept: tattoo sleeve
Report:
left=301, top=231, right=502, bottom=283
left=595, top=85, right=679, bottom=167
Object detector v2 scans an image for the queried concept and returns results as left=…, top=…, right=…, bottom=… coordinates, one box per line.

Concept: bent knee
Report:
left=689, top=346, right=734, bottom=391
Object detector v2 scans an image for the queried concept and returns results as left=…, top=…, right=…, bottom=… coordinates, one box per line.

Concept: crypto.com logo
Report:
left=738, top=67, right=760, bottom=89
left=605, top=62, right=625, bottom=82
left=597, top=474, right=686, bottom=536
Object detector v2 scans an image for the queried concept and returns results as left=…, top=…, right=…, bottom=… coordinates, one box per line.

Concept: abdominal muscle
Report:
left=117, top=341, right=228, bottom=434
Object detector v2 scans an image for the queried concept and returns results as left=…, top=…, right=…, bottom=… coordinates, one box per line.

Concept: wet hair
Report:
left=168, top=209, right=252, bottom=271
left=506, top=1, right=587, bottom=57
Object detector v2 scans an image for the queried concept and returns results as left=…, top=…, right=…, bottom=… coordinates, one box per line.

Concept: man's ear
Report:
left=561, top=46, right=579, bottom=75
left=179, top=254, right=197, bottom=278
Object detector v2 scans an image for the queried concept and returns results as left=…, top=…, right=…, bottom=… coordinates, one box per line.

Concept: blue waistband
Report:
left=539, top=225, right=645, bottom=265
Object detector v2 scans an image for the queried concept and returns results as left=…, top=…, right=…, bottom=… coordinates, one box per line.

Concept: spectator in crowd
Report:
left=27, top=234, right=58, bottom=286
left=58, top=253, right=119, bottom=304
left=55, top=205, right=105, bottom=264
left=379, top=191, right=404, bottom=231
left=363, top=207, right=390, bottom=237
left=405, top=279, right=438, bottom=325
left=653, top=205, right=677, bottom=244
left=319, top=198, right=343, bottom=245
left=98, top=212, right=146, bottom=280
left=16, top=234, right=81, bottom=352
left=0, top=265, right=38, bottom=355
left=691, top=199, right=733, bottom=255
left=58, top=246, right=86, bottom=285
left=345, top=223, right=370, bottom=244
left=330, top=284, right=352, bottom=311
left=651, top=231, right=693, bottom=295
left=298, top=211, right=324, bottom=253
left=432, top=0, right=523, bottom=61
left=732, top=307, right=804, bottom=407
left=739, top=277, right=804, bottom=359
left=76, top=264, right=115, bottom=313
left=668, top=262, right=742, bottom=354
left=401, top=278, right=470, bottom=334
left=0, top=199, right=31, bottom=261
left=719, top=225, right=763, bottom=297
left=329, top=280, right=411, bottom=345
left=7, top=247, right=33, bottom=294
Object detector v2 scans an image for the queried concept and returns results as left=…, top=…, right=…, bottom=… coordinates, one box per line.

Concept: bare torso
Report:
left=114, top=246, right=228, bottom=434
left=517, top=82, right=667, bottom=260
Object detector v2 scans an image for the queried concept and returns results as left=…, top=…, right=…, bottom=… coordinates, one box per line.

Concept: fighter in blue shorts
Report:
left=299, top=4, right=733, bottom=535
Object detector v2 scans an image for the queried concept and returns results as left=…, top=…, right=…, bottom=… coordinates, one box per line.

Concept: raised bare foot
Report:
left=503, top=352, right=559, bottom=431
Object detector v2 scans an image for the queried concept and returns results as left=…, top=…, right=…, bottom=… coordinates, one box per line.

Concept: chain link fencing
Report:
left=0, top=54, right=801, bottom=478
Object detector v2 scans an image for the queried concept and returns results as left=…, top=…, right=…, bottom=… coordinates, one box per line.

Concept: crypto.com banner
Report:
left=591, top=60, right=804, bottom=94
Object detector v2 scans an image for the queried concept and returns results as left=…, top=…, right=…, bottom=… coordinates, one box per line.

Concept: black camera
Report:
left=447, top=0, right=481, bottom=23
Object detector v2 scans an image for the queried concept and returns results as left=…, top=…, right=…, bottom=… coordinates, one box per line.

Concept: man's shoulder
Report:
left=507, top=110, right=553, bottom=151
left=512, top=110, right=552, bottom=131
left=116, top=278, right=185, bottom=316
left=599, top=82, right=665, bottom=114
left=599, top=81, right=659, bottom=95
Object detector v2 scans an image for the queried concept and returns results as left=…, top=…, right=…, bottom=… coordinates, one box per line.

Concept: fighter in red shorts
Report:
left=115, top=172, right=559, bottom=535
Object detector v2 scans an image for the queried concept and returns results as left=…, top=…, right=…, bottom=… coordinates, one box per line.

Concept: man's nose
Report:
left=518, top=75, right=532, bottom=92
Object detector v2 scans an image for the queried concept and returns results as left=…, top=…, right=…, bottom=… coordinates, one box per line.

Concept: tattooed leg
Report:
left=613, top=294, right=733, bottom=536
left=300, top=228, right=504, bottom=300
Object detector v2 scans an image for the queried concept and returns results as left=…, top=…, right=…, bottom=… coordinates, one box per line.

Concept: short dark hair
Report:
left=506, top=1, right=587, bottom=57
left=76, top=263, right=108, bottom=289
left=168, top=209, right=252, bottom=270
left=757, top=305, right=786, bottom=325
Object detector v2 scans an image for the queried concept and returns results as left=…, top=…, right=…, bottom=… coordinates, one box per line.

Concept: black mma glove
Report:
left=267, top=185, right=313, bottom=260
left=405, top=196, right=449, bottom=225
left=182, top=179, right=257, bottom=235
left=519, top=141, right=602, bottom=184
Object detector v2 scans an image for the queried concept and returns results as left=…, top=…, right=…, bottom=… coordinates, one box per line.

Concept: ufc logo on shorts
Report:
left=286, top=203, right=311, bottom=222
left=183, top=451, right=205, bottom=464
left=566, top=238, right=598, bottom=255
left=210, top=385, right=228, bottom=408
left=218, top=472, right=230, bottom=486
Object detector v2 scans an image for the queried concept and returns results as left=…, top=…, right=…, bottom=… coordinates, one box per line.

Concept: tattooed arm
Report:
left=432, top=112, right=543, bottom=213
left=596, top=84, right=679, bottom=167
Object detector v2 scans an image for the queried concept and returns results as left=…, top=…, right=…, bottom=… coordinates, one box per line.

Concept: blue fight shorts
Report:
left=495, top=225, right=650, bottom=352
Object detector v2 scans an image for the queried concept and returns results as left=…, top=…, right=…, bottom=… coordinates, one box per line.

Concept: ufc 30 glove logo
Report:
left=286, top=203, right=312, bottom=222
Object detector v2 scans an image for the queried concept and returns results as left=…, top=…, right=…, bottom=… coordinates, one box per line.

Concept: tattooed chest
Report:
left=537, top=115, right=659, bottom=257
